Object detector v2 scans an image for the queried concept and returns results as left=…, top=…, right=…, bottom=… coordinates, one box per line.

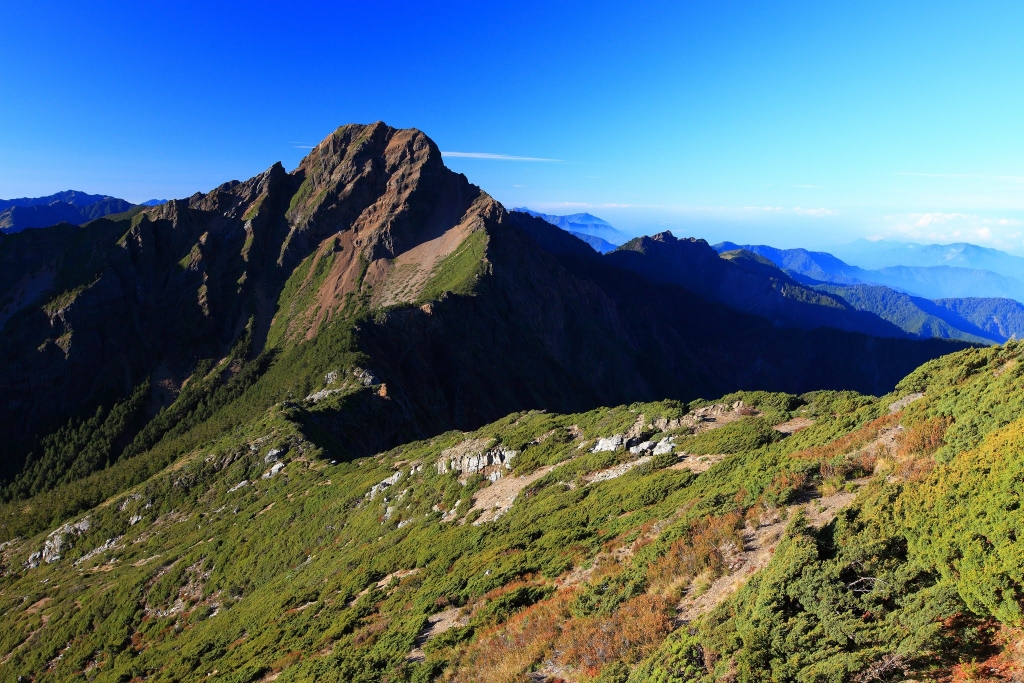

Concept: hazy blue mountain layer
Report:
left=512, top=207, right=630, bottom=245
left=836, top=238, right=1024, bottom=279
left=0, top=191, right=135, bottom=233
left=568, top=230, right=616, bottom=253
left=0, top=190, right=114, bottom=211
left=715, top=241, right=1024, bottom=303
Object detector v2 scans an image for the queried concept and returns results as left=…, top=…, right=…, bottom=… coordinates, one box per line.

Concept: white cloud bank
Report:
left=877, top=212, right=1024, bottom=251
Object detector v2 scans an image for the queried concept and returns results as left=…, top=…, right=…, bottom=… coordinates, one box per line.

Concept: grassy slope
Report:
left=8, top=337, right=1024, bottom=682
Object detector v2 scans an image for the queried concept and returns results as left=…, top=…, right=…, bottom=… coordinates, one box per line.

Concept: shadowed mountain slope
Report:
left=608, top=235, right=908, bottom=338
left=0, top=124, right=969, bottom=517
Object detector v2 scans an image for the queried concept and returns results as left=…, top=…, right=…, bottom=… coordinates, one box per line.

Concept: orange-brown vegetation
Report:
left=554, top=594, right=671, bottom=676
left=449, top=590, right=574, bottom=683
left=896, top=415, right=950, bottom=460
left=647, top=512, right=745, bottom=596
left=792, top=413, right=900, bottom=462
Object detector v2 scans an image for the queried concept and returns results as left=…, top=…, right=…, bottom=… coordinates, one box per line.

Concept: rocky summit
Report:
left=2, top=123, right=1018, bottom=683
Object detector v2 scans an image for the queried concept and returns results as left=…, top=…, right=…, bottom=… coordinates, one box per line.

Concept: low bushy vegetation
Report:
left=4, top=341, right=1024, bottom=681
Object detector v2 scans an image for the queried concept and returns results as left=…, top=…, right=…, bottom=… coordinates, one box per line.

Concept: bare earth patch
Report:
left=670, top=454, right=726, bottom=474
left=888, top=392, right=924, bottom=413
left=774, top=416, right=815, bottom=434
left=676, top=513, right=787, bottom=624
left=585, top=456, right=651, bottom=485
left=805, top=490, right=857, bottom=528
left=676, top=482, right=868, bottom=624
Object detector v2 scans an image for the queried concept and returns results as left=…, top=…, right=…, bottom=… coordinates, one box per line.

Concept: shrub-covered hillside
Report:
left=4, top=344, right=1024, bottom=681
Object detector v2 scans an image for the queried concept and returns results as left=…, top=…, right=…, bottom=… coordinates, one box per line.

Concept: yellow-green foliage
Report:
left=242, top=194, right=265, bottom=222
left=902, top=417, right=1024, bottom=624
left=266, top=244, right=339, bottom=347
left=417, top=228, right=489, bottom=303
left=42, top=284, right=88, bottom=314
left=6, top=342, right=1024, bottom=682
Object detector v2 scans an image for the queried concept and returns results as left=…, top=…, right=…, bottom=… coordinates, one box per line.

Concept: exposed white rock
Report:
left=25, top=517, right=91, bottom=568
left=305, top=388, right=341, bottom=403
left=117, top=493, right=142, bottom=512
left=368, top=471, right=402, bottom=499
left=436, top=438, right=517, bottom=479
left=74, top=536, right=123, bottom=566
left=129, top=514, right=143, bottom=526
left=262, top=463, right=285, bottom=479
left=587, top=455, right=653, bottom=485
left=324, top=370, right=339, bottom=385
left=265, top=448, right=285, bottom=463
left=591, top=435, right=624, bottom=453
left=228, top=480, right=249, bottom=493
left=652, top=437, right=676, bottom=456
left=353, top=367, right=379, bottom=386
left=629, top=440, right=653, bottom=455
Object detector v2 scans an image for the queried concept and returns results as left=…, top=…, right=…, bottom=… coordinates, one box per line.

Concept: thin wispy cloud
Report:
left=897, top=172, right=1024, bottom=183
left=441, top=152, right=562, bottom=162
left=289, top=142, right=317, bottom=149
left=745, top=206, right=836, bottom=216
left=533, top=202, right=837, bottom=217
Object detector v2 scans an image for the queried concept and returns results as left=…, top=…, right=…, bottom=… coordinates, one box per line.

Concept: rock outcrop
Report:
left=436, top=439, right=517, bottom=481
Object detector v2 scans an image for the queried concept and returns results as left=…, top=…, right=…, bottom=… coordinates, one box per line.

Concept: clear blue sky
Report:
left=2, top=1, right=1023, bottom=250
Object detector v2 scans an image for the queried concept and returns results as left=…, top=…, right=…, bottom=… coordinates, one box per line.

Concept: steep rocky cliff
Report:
left=0, top=123, right=970, bottom=500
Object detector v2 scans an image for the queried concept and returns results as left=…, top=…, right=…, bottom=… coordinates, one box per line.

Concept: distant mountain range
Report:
left=512, top=208, right=628, bottom=250
left=0, top=191, right=165, bottom=233
left=714, top=242, right=1024, bottom=343
left=715, top=241, right=1024, bottom=301
left=836, top=238, right=1024, bottom=279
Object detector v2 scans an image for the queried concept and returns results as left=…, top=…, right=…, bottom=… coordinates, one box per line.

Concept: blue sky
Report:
left=1, top=1, right=1023, bottom=250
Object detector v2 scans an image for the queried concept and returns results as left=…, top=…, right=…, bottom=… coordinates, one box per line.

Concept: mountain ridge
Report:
left=512, top=207, right=630, bottom=246
left=0, top=122, right=967, bottom=533
left=0, top=191, right=136, bottom=233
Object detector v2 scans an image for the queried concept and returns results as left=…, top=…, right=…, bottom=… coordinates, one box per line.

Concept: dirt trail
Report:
left=773, top=416, right=815, bottom=434
left=406, top=607, right=467, bottom=661
left=676, top=486, right=865, bottom=624
left=584, top=456, right=651, bottom=485
left=670, top=454, right=725, bottom=474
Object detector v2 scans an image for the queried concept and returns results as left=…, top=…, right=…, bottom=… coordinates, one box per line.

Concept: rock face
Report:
left=592, top=436, right=624, bottom=453
left=0, top=123, right=499, bottom=482
left=436, top=439, right=517, bottom=481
